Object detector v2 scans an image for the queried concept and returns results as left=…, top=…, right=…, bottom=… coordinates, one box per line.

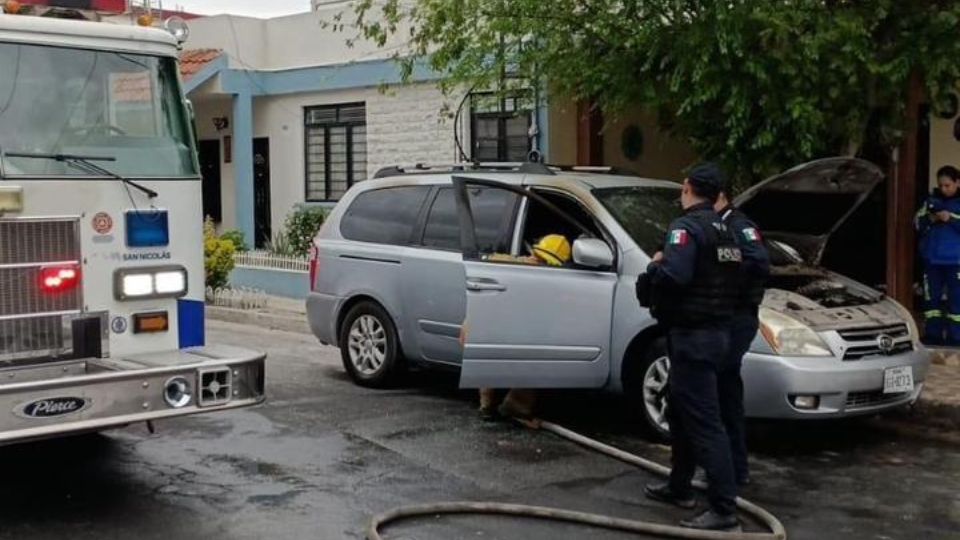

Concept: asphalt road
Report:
left=0, top=320, right=957, bottom=540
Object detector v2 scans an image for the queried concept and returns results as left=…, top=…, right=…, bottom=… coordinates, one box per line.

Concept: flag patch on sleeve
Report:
left=668, top=229, right=689, bottom=246
left=742, top=228, right=761, bottom=242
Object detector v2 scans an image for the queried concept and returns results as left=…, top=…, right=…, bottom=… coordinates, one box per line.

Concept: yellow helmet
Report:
left=533, top=234, right=571, bottom=266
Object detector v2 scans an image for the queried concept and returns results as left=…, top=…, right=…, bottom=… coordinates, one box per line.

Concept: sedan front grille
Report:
left=838, top=324, right=913, bottom=361
left=846, top=390, right=909, bottom=410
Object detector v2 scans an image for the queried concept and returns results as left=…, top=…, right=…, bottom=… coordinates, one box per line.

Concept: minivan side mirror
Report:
left=573, top=238, right=614, bottom=269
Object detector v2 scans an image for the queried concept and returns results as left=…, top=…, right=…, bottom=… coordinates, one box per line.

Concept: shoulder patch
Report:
left=742, top=227, right=761, bottom=242
left=668, top=229, right=689, bottom=246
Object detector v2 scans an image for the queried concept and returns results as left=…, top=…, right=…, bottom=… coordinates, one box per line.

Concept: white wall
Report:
left=185, top=4, right=411, bottom=71
left=250, top=83, right=459, bottom=236
left=930, top=113, right=960, bottom=189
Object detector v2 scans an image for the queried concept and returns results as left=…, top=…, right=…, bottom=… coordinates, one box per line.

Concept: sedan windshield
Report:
left=0, top=42, right=196, bottom=178
left=594, top=186, right=682, bottom=253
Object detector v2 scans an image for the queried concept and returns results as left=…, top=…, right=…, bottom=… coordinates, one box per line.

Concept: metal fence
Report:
left=205, top=287, right=269, bottom=310
left=234, top=250, right=309, bottom=273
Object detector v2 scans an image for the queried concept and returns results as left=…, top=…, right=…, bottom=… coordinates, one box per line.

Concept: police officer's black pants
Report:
left=723, top=314, right=758, bottom=484
left=666, top=327, right=737, bottom=516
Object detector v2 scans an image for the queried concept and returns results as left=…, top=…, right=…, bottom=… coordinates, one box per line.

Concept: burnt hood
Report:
left=734, top=158, right=884, bottom=266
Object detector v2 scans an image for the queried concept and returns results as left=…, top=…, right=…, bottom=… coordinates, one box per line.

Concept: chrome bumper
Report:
left=0, top=344, right=265, bottom=445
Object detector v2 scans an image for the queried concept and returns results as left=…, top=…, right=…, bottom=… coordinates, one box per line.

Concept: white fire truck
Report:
left=0, top=13, right=266, bottom=443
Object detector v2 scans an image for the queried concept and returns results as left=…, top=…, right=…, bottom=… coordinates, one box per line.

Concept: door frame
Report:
left=252, top=137, right=272, bottom=248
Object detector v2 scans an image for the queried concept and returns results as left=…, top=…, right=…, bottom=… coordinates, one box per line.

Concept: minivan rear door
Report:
left=453, top=177, right=617, bottom=389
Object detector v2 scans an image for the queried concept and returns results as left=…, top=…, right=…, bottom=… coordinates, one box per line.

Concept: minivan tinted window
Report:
left=422, top=187, right=518, bottom=253
left=340, top=186, right=430, bottom=245
left=594, top=186, right=682, bottom=254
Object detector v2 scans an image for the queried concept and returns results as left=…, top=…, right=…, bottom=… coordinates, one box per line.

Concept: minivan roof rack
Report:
left=373, top=161, right=556, bottom=178
left=372, top=161, right=643, bottom=179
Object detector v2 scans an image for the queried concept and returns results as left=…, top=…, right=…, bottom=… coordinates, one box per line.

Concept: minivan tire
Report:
left=626, top=337, right=672, bottom=441
left=339, top=302, right=403, bottom=388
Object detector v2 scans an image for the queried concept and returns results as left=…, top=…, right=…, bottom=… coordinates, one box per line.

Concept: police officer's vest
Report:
left=724, top=209, right=766, bottom=312
left=655, top=211, right=743, bottom=327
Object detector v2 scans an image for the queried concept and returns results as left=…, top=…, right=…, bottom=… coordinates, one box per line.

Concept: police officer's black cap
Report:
left=687, top=162, right=727, bottom=193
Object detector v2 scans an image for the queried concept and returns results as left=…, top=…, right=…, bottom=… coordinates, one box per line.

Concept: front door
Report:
left=253, top=138, right=272, bottom=248
left=453, top=177, right=618, bottom=389
left=198, top=139, right=222, bottom=223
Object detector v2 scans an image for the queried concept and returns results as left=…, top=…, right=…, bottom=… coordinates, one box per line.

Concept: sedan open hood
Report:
left=735, top=158, right=884, bottom=266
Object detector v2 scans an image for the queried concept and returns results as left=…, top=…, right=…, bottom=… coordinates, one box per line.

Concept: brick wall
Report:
left=366, top=83, right=463, bottom=176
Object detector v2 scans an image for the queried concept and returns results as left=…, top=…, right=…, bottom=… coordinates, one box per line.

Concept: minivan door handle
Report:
left=466, top=277, right=507, bottom=292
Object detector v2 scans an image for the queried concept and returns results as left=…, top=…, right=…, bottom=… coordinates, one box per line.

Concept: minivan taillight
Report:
left=308, top=244, right=319, bottom=291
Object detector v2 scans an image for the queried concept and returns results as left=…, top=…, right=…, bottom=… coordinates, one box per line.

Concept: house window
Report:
left=305, top=103, right=367, bottom=201
left=470, top=93, right=533, bottom=162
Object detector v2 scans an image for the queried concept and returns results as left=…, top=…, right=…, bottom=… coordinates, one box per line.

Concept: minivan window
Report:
left=422, top=187, right=518, bottom=253
left=594, top=186, right=682, bottom=254
left=340, top=186, right=430, bottom=245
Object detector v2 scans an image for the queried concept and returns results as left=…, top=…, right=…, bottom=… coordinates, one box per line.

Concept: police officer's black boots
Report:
left=679, top=509, right=741, bottom=531
left=643, top=483, right=696, bottom=509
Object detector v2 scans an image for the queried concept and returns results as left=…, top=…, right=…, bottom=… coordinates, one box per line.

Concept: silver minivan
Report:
left=307, top=158, right=930, bottom=436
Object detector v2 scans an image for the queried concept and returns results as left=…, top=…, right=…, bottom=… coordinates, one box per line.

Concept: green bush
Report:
left=283, top=206, right=327, bottom=257
left=265, top=230, right=296, bottom=257
left=204, top=217, right=236, bottom=290
left=220, top=229, right=249, bottom=252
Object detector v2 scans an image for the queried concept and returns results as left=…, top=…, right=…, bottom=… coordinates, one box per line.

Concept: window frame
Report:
left=338, top=185, right=431, bottom=246
left=469, top=92, right=533, bottom=163
left=415, top=185, right=521, bottom=254
left=303, top=102, right=367, bottom=202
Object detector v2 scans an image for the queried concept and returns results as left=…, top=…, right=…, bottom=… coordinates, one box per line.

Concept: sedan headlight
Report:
left=758, top=307, right=833, bottom=357
left=114, top=266, right=188, bottom=300
left=889, top=299, right=921, bottom=345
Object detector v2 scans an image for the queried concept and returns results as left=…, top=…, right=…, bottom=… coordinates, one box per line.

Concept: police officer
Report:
left=638, top=163, right=743, bottom=532
left=715, top=186, right=770, bottom=487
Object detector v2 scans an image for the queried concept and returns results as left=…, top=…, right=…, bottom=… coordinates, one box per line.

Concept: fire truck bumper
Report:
left=0, top=344, right=266, bottom=445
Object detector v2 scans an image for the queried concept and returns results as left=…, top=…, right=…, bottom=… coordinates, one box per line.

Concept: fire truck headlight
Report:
left=155, top=271, right=186, bottom=294
left=122, top=274, right=154, bottom=297
left=115, top=266, right=188, bottom=301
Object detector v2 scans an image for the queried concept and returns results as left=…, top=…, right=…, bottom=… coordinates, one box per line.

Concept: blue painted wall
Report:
left=230, top=268, right=309, bottom=299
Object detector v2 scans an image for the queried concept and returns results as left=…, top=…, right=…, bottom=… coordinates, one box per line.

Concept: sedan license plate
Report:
left=883, top=366, right=914, bottom=394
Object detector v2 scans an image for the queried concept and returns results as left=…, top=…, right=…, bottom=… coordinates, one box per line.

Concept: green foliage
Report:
left=343, top=0, right=960, bottom=184
left=203, top=217, right=235, bottom=290
left=220, top=229, right=249, bottom=252
left=266, top=230, right=295, bottom=257
left=283, top=206, right=327, bottom=257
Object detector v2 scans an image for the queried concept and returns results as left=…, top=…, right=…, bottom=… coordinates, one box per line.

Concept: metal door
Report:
left=453, top=177, right=617, bottom=388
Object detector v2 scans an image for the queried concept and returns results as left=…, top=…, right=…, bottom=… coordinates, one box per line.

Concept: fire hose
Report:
left=366, top=419, right=787, bottom=540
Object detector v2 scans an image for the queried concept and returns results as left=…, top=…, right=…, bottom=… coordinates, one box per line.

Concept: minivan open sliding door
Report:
left=453, top=177, right=617, bottom=389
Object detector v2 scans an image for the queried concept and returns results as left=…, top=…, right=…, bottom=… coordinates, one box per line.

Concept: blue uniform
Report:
left=719, top=205, right=770, bottom=485
left=643, top=202, right=741, bottom=516
left=915, top=190, right=960, bottom=344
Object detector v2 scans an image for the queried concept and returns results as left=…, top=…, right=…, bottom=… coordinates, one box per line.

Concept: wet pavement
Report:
left=0, top=320, right=957, bottom=540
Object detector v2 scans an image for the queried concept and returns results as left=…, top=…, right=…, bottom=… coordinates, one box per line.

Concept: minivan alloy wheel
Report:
left=643, top=355, right=671, bottom=434
left=348, top=315, right=387, bottom=375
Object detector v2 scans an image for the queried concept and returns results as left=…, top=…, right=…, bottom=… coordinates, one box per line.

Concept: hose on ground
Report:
left=366, top=418, right=787, bottom=540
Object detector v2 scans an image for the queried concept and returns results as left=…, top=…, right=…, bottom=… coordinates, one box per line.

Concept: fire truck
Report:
left=0, top=11, right=266, bottom=443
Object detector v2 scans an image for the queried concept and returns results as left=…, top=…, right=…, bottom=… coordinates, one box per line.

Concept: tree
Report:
left=341, top=0, right=960, bottom=185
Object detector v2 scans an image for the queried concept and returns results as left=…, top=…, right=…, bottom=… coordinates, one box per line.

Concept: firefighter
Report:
left=916, top=165, right=960, bottom=345
left=478, top=234, right=572, bottom=421
left=715, top=187, right=770, bottom=487
left=637, top=163, right=744, bottom=532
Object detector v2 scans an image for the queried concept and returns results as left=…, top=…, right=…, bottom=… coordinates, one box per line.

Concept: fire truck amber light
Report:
left=134, top=312, right=169, bottom=334
left=114, top=266, right=187, bottom=300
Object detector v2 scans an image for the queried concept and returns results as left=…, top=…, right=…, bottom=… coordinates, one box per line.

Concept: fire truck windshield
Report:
left=0, top=41, right=197, bottom=178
